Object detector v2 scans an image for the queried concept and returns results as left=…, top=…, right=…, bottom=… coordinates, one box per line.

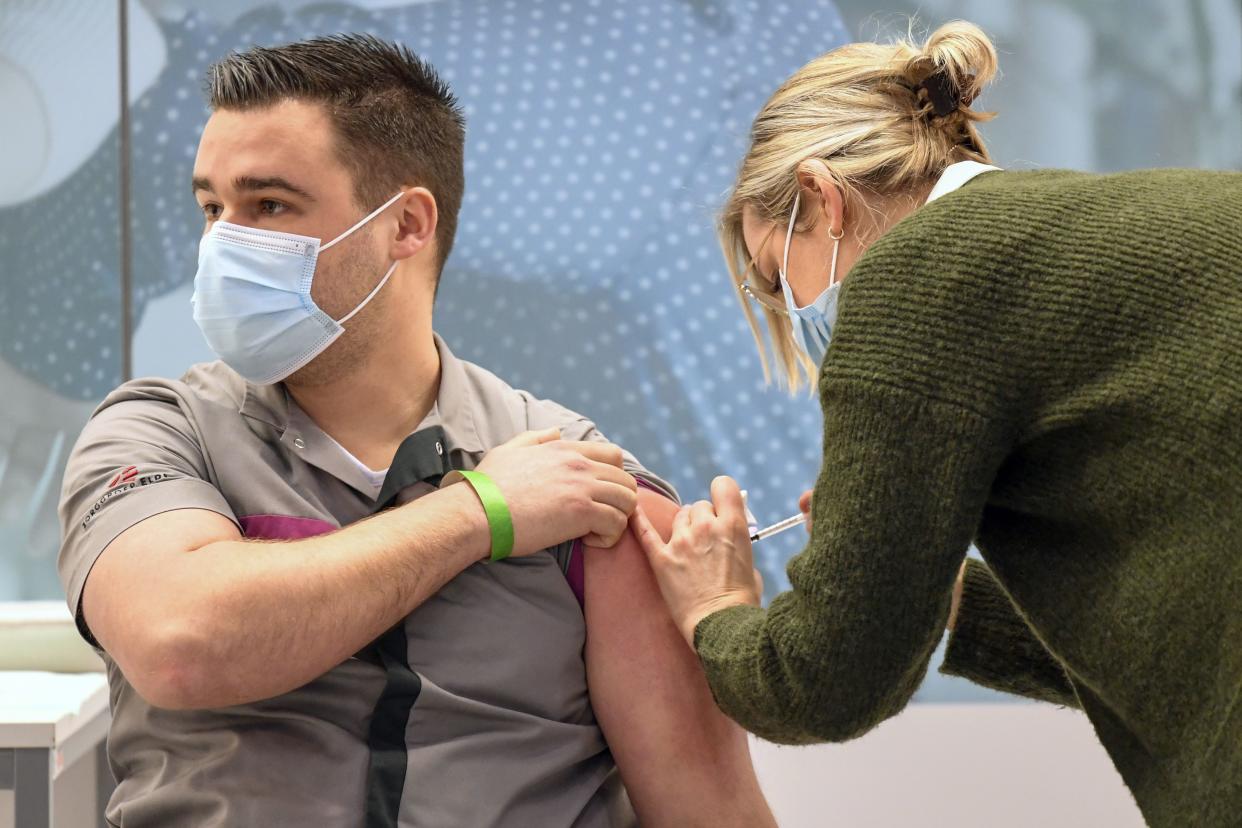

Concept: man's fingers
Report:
left=593, top=502, right=628, bottom=541
left=582, top=532, right=615, bottom=549
left=590, top=480, right=639, bottom=517
left=505, top=427, right=561, bottom=447
left=588, top=461, right=638, bottom=492
left=563, top=440, right=626, bottom=469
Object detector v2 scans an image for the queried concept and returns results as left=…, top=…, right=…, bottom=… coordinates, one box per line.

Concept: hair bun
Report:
left=902, top=20, right=997, bottom=119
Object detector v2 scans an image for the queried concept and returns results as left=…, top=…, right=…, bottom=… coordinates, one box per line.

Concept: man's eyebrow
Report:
left=233, top=176, right=317, bottom=201
left=189, top=175, right=316, bottom=201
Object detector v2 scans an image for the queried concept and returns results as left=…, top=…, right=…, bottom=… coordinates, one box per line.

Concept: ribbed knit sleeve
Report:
left=941, top=559, right=1078, bottom=708
left=693, top=378, right=1012, bottom=744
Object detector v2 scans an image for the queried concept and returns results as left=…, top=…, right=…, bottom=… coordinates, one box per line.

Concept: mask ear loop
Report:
left=323, top=190, right=407, bottom=324
left=779, top=191, right=801, bottom=283
left=783, top=189, right=846, bottom=290
left=320, top=190, right=407, bottom=252
left=337, top=261, right=399, bottom=325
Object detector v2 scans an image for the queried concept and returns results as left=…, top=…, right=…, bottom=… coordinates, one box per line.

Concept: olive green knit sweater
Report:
left=694, top=169, right=1242, bottom=827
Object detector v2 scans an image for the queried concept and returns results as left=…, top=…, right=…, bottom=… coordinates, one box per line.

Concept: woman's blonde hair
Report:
left=720, top=20, right=999, bottom=393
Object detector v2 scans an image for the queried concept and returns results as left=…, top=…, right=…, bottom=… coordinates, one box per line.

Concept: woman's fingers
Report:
left=672, top=504, right=692, bottom=539
left=631, top=490, right=764, bottom=648
left=628, top=506, right=667, bottom=560
left=710, top=476, right=747, bottom=532
left=690, top=499, right=716, bottom=524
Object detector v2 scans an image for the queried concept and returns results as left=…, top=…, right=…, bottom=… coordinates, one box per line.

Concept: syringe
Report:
left=749, top=512, right=807, bottom=543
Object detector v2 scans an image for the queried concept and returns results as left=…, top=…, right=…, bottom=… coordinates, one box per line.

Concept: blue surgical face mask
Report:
left=779, top=190, right=842, bottom=370
left=191, top=191, right=405, bottom=385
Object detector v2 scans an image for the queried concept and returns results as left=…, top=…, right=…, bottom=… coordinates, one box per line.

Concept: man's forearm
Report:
left=154, top=484, right=489, bottom=708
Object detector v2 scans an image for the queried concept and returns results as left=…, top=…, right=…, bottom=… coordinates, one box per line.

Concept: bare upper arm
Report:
left=584, top=488, right=773, bottom=826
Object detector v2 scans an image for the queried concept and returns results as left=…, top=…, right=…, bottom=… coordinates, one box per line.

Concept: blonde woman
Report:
left=630, top=20, right=1241, bottom=827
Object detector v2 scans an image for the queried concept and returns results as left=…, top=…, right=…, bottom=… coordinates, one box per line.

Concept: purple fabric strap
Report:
left=239, top=514, right=337, bottom=540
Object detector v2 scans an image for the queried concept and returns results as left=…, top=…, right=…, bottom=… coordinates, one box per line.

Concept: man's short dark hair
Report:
left=206, top=34, right=466, bottom=273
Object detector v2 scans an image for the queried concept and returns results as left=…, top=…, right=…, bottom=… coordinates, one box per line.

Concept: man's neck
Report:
left=286, top=332, right=442, bottom=471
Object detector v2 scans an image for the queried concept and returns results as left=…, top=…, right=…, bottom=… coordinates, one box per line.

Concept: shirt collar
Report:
left=426, top=332, right=486, bottom=455
left=237, top=378, right=291, bottom=433
left=237, top=333, right=487, bottom=495
left=926, top=160, right=1002, bottom=204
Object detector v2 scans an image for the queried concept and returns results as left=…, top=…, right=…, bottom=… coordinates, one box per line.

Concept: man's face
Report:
left=192, top=99, right=393, bottom=385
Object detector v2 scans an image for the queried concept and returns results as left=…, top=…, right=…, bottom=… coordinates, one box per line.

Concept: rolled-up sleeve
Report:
left=522, top=393, right=680, bottom=504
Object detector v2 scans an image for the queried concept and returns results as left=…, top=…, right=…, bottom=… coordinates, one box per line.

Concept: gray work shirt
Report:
left=57, top=334, right=677, bottom=828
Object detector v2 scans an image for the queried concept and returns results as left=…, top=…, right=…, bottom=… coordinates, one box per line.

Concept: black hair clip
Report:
left=920, top=71, right=961, bottom=118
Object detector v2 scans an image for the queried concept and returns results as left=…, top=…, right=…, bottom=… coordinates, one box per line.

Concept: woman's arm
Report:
left=585, top=488, right=775, bottom=827
left=643, top=380, right=1015, bottom=744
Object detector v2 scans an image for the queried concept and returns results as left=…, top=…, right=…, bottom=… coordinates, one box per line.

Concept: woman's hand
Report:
left=629, top=475, right=763, bottom=647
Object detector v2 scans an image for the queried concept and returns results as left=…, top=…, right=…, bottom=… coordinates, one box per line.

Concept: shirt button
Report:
left=293, top=437, right=306, bottom=450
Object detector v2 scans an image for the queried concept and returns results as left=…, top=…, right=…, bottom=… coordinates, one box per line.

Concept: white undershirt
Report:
left=324, top=432, right=389, bottom=491
left=926, top=160, right=1002, bottom=203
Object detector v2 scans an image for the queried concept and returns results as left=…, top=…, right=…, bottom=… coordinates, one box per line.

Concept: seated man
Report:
left=57, top=34, right=773, bottom=827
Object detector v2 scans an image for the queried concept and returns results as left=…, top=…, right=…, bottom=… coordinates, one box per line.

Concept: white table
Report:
left=0, top=672, right=112, bottom=828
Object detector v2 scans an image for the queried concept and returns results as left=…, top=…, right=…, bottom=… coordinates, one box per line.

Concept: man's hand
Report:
left=474, top=428, right=638, bottom=555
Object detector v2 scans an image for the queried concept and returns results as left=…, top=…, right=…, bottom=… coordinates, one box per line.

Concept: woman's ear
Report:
left=795, top=159, right=845, bottom=236
left=391, top=187, right=438, bottom=261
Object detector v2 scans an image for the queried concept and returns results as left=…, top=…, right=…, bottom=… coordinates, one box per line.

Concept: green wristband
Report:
left=458, top=470, right=515, bottom=562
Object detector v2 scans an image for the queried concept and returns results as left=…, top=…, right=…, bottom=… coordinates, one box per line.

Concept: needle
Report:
left=749, top=512, right=807, bottom=543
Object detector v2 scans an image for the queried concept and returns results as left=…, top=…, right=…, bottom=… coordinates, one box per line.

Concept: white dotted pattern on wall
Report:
left=0, top=0, right=848, bottom=593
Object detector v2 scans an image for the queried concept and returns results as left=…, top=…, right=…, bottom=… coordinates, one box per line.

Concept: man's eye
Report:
left=259, top=200, right=287, bottom=216
left=201, top=203, right=222, bottom=220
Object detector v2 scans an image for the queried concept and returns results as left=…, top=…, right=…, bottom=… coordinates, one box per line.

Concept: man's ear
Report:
left=390, top=186, right=438, bottom=261
left=795, top=159, right=845, bottom=235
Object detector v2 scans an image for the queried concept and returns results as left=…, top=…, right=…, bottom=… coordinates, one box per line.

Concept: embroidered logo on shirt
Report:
left=81, top=471, right=182, bottom=530
left=107, top=466, right=140, bottom=488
